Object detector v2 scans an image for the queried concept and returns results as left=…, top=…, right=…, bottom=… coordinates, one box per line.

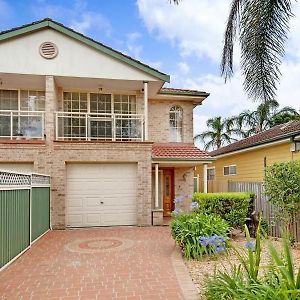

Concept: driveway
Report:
left=0, top=227, right=197, bottom=300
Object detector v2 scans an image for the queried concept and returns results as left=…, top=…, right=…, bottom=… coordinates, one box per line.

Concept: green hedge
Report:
left=193, top=192, right=253, bottom=228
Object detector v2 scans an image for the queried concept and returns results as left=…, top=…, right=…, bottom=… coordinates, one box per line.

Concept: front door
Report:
left=163, top=169, right=174, bottom=217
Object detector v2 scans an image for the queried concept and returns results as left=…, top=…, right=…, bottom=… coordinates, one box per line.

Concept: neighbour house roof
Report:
left=210, top=121, right=300, bottom=157
left=0, top=18, right=170, bottom=82
left=152, top=143, right=212, bottom=161
left=159, top=87, right=210, bottom=97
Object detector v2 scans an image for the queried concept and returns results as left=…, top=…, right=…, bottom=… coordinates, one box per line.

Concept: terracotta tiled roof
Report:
left=210, top=121, right=300, bottom=157
left=159, top=87, right=209, bottom=97
left=152, top=143, right=212, bottom=160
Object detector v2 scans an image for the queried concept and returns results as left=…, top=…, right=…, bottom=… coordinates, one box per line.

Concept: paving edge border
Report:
left=171, top=245, right=200, bottom=300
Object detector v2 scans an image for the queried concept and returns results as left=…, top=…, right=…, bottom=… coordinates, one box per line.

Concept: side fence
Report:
left=0, top=171, right=51, bottom=271
left=228, top=181, right=300, bottom=242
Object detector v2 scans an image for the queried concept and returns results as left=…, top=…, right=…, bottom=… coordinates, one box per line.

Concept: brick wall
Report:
left=148, top=99, right=194, bottom=143
left=174, top=167, right=194, bottom=212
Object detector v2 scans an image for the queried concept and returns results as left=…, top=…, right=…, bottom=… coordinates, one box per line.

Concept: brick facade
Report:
left=148, top=99, right=194, bottom=143
left=0, top=76, right=199, bottom=228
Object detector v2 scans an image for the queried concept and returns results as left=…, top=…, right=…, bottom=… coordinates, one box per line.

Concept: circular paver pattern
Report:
left=65, top=237, right=135, bottom=254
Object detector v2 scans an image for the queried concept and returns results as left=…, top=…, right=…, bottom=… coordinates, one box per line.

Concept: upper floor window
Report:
left=169, top=105, right=183, bottom=142
left=223, top=165, right=236, bottom=176
left=20, top=90, right=45, bottom=111
left=63, top=92, right=136, bottom=114
left=0, top=90, right=18, bottom=110
left=90, top=93, right=111, bottom=114
left=63, top=92, right=87, bottom=112
left=0, top=89, right=45, bottom=111
left=114, top=95, right=136, bottom=114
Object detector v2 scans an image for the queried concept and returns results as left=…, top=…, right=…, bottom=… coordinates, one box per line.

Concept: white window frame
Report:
left=0, top=89, right=46, bottom=112
left=207, top=167, right=216, bottom=180
left=62, top=91, right=137, bottom=114
left=223, top=165, right=237, bottom=176
left=169, top=105, right=183, bottom=142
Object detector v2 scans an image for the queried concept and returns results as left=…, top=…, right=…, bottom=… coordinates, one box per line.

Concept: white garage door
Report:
left=66, top=163, right=137, bottom=227
left=0, top=163, right=34, bottom=173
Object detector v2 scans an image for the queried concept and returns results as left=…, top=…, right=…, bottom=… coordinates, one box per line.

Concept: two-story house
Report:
left=0, top=19, right=212, bottom=228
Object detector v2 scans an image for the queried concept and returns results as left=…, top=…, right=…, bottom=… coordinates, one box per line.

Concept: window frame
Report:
left=169, top=105, right=183, bottom=142
left=223, top=165, right=237, bottom=176
left=0, top=89, right=46, bottom=111
left=62, top=91, right=137, bottom=115
left=207, top=167, right=216, bottom=180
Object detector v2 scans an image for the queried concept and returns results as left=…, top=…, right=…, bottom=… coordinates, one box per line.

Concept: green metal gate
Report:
left=0, top=171, right=51, bottom=270
left=0, top=189, right=30, bottom=269
left=31, top=187, right=50, bottom=242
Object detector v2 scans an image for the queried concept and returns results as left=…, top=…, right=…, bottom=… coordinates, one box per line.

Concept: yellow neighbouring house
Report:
left=195, top=121, right=300, bottom=193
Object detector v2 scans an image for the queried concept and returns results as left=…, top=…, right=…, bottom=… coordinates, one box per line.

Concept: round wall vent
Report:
left=39, top=42, right=58, bottom=59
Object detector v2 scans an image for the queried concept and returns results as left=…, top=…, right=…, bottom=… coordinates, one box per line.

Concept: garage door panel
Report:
left=67, top=214, right=84, bottom=227
left=86, top=213, right=102, bottom=226
left=102, top=212, right=137, bottom=226
left=66, top=163, right=137, bottom=227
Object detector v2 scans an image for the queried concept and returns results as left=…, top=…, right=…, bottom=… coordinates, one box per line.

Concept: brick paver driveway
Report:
left=0, top=227, right=191, bottom=300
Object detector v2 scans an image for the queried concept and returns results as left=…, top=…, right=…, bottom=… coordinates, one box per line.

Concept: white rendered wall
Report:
left=0, top=29, right=158, bottom=81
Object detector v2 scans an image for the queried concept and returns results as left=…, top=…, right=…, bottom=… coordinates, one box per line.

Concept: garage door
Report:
left=66, top=163, right=137, bottom=227
left=0, top=163, right=34, bottom=173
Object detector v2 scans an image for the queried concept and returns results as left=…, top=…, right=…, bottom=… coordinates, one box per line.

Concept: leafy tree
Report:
left=194, top=116, right=237, bottom=150
left=271, top=111, right=300, bottom=126
left=264, top=161, right=300, bottom=228
left=232, top=99, right=298, bottom=138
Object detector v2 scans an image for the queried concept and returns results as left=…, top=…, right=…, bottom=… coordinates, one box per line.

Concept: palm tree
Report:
left=221, top=0, right=294, bottom=102
left=195, top=116, right=237, bottom=150
left=171, top=0, right=294, bottom=102
left=232, top=99, right=298, bottom=137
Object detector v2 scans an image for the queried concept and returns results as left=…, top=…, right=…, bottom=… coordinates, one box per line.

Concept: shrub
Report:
left=265, top=161, right=300, bottom=225
left=170, top=213, right=229, bottom=259
left=193, top=192, right=253, bottom=228
left=204, top=222, right=300, bottom=300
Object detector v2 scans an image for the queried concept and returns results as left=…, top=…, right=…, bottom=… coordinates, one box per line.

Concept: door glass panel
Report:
left=165, top=175, right=170, bottom=197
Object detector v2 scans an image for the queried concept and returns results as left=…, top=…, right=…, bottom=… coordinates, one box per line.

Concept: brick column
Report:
left=45, top=75, right=57, bottom=142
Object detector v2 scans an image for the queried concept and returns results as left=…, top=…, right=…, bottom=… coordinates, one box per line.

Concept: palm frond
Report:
left=240, top=0, right=293, bottom=101
left=221, top=0, right=244, bottom=80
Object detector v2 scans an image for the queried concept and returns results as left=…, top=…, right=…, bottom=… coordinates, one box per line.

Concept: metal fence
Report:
left=0, top=171, right=50, bottom=271
left=228, top=181, right=300, bottom=242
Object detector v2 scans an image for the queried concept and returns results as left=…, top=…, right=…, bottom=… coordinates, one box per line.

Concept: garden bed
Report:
left=184, top=233, right=300, bottom=299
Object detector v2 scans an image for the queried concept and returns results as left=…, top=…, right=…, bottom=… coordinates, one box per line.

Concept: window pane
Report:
left=114, top=94, right=136, bottom=114
left=63, top=92, right=87, bottom=112
left=224, top=167, right=229, bottom=176
left=0, top=90, right=18, bottom=110
left=229, top=165, right=236, bottom=175
left=169, top=106, right=183, bottom=142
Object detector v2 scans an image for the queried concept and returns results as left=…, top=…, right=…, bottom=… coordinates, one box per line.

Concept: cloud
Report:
left=137, top=0, right=230, bottom=62
left=32, top=0, right=111, bottom=36
left=138, top=0, right=300, bottom=139
left=178, top=62, right=190, bottom=74
left=126, top=32, right=143, bottom=59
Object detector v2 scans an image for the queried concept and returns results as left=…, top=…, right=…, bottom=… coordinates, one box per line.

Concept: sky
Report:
left=1, top=0, right=300, bottom=138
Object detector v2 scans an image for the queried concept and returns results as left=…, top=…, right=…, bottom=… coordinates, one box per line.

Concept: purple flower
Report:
left=215, top=245, right=226, bottom=254
left=245, top=241, right=256, bottom=251
left=199, top=236, right=209, bottom=247
left=173, top=196, right=184, bottom=204
left=190, top=201, right=199, bottom=210
left=172, top=207, right=182, bottom=216
left=199, top=235, right=227, bottom=254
